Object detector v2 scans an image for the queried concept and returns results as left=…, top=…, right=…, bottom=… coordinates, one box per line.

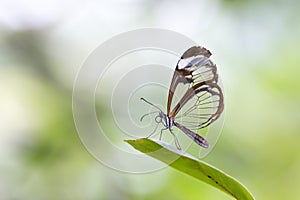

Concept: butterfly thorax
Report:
left=157, top=111, right=173, bottom=129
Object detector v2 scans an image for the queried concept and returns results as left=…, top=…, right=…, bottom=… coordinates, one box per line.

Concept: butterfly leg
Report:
left=159, top=127, right=168, bottom=140
left=169, top=129, right=181, bottom=150
left=146, top=121, right=160, bottom=138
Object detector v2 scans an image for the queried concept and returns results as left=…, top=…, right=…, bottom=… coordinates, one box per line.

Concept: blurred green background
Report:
left=1, top=0, right=300, bottom=199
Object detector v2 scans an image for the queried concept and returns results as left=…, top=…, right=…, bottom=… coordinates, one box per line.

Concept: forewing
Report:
left=167, top=46, right=215, bottom=114
left=168, top=46, right=223, bottom=130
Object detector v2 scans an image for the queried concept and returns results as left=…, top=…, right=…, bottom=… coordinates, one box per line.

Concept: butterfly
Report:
left=140, top=46, right=224, bottom=149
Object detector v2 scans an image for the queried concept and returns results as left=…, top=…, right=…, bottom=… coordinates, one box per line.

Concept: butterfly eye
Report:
left=155, top=115, right=162, bottom=123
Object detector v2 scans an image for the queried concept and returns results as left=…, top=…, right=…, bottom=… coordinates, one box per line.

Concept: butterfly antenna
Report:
left=140, top=98, right=163, bottom=112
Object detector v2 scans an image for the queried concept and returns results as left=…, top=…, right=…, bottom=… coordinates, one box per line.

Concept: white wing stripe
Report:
left=177, top=55, right=212, bottom=70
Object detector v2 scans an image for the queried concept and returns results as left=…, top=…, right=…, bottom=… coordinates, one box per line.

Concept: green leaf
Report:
left=125, top=138, right=254, bottom=200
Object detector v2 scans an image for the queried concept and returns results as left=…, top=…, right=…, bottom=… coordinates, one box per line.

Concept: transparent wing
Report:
left=167, top=46, right=224, bottom=130
left=167, top=46, right=216, bottom=114
left=174, top=82, right=223, bottom=130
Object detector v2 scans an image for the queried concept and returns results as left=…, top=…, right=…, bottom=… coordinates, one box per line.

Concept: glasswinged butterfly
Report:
left=140, top=46, right=224, bottom=149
